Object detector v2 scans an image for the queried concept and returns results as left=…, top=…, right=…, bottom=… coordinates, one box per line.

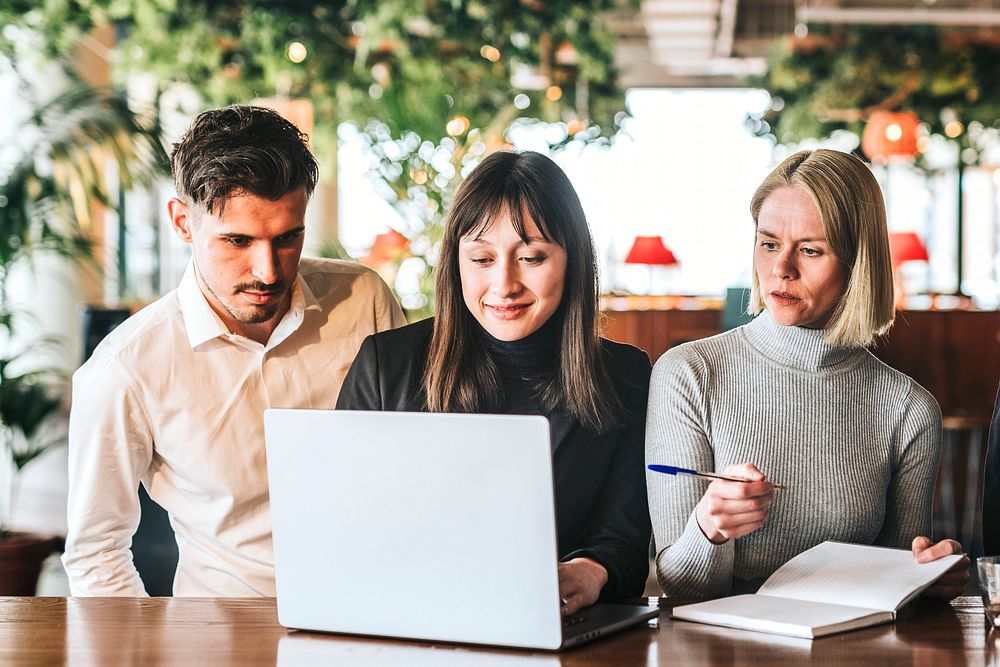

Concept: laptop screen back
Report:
left=264, top=409, right=563, bottom=649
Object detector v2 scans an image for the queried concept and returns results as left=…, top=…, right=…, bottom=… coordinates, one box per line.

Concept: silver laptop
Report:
left=264, top=409, right=659, bottom=650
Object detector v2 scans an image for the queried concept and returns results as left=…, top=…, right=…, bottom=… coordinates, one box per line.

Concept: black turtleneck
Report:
left=477, top=312, right=575, bottom=445
left=336, top=315, right=654, bottom=597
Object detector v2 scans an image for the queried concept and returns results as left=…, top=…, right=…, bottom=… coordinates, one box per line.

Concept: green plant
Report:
left=0, top=45, right=169, bottom=534
left=0, top=73, right=170, bottom=258
left=748, top=25, right=1000, bottom=162
left=11, top=1, right=628, bottom=142
left=3, top=0, right=630, bottom=315
left=0, top=341, right=67, bottom=536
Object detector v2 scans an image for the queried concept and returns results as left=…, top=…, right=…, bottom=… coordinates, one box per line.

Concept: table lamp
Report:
left=888, top=231, right=929, bottom=308
left=624, top=235, right=678, bottom=294
left=888, top=231, right=929, bottom=268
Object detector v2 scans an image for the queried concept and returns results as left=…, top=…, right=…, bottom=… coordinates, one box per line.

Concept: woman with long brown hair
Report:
left=337, top=150, right=651, bottom=614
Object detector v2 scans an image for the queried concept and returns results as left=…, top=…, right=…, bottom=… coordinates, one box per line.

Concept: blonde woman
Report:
left=646, top=149, right=968, bottom=599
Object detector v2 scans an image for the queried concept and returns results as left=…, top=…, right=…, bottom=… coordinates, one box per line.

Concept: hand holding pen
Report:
left=650, top=462, right=779, bottom=545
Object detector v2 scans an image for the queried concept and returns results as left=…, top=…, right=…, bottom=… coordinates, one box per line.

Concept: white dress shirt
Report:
left=63, top=258, right=406, bottom=596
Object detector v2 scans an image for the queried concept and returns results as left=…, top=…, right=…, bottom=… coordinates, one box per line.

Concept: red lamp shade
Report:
left=888, top=231, right=929, bottom=268
left=862, top=111, right=920, bottom=163
left=624, top=236, right=678, bottom=266
left=363, top=229, right=409, bottom=265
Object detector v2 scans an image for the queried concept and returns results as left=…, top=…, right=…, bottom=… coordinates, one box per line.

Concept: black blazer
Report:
left=336, top=318, right=652, bottom=599
left=984, top=382, right=1000, bottom=555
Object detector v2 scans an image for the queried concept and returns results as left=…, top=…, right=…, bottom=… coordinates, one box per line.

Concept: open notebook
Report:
left=671, top=541, right=963, bottom=639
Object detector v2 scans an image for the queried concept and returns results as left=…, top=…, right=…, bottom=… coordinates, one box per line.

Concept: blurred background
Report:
left=0, top=0, right=998, bottom=594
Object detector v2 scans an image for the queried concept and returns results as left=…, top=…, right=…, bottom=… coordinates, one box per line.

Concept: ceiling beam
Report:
left=642, top=0, right=721, bottom=14
left=643, top=16, right=719, bottom=32
left=798, top=7, right=1000, bottom=26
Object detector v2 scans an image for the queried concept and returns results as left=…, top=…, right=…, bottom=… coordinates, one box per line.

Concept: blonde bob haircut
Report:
left=748, top=149, right=894, bottom=347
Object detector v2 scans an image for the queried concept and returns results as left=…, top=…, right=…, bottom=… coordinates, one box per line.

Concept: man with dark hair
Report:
left=63, top=106, right=406, bottom=596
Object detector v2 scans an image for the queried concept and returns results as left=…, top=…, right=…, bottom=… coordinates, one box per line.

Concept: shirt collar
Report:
left=298, top=272, right=322, bottom=313
left=178, top=262, right=229, bottom=348
left=177, top=261, right=322, bottom=350
left=266, top=272, right=322, bottom=351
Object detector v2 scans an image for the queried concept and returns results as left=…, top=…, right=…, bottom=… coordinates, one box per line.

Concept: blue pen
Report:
left=647, top=464, right=787, bottom=490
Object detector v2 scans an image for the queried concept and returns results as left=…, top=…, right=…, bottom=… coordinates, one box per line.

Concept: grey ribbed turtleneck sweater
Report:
left=645, top=310, right=941, bottom=597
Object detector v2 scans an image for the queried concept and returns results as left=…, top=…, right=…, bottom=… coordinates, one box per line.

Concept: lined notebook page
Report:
left=756, top=542, right=962, bottom=611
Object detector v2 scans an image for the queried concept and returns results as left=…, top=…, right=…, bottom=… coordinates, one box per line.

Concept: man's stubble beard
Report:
left=193, top=256, right=287, bottom=326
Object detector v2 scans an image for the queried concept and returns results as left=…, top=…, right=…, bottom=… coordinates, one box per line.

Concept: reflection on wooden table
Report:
left=0, top=596, right=995, bottom=665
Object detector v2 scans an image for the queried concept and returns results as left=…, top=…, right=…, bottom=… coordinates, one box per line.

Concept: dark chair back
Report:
left=722, top=288, right=753, bottom=331
left=132, top=485, right=179, bottom=596
left=81, top=307, right=131, bottom=363
left=983, top=384, right=1000, bottom=556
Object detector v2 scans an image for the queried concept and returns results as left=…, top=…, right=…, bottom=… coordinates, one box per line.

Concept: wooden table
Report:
left=1, top=596, right=995, bottom=665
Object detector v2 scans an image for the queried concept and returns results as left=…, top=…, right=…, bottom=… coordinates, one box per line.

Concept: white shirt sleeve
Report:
left=62, top=352, right=153, bottom=596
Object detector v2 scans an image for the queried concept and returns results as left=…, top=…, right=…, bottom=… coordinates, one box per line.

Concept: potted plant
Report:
left=0, top=344, right=65, bottom=594
left=0, top=44, right=168, bottom=592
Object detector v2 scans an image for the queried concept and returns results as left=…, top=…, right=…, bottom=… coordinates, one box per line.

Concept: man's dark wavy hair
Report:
left=170, top=105, right=319, bottom=214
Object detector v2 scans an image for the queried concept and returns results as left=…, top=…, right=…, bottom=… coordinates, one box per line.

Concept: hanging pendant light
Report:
left=862, top=111, right=920, bottom=163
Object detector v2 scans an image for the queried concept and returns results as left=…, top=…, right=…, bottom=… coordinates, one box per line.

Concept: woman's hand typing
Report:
left=558, top=557, right=608, bottom=616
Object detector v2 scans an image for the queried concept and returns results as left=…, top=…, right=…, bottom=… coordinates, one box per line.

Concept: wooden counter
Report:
left=602, top=305, right=1000, bottom=417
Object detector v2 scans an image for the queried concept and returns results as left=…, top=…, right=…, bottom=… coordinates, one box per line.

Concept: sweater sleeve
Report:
left=646, top=345, right=735, bottom=597
left=874, top=380, right=941, bottom=548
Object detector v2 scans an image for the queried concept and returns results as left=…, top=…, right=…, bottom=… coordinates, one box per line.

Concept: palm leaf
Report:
left=0, top=73, right=168, bottom=481
left=0, top=79, right=169, bottom=299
